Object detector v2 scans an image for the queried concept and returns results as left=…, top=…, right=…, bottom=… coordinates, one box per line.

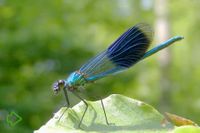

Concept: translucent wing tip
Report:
left=134, top=23, right=153, bottom=44
left=107, top=23, right=153, bottom=68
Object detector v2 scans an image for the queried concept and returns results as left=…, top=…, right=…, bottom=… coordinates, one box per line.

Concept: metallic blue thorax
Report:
left=66, top=71, right=87, bottom=87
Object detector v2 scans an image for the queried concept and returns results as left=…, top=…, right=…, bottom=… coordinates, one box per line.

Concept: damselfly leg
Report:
left=72, top=91, right=88, bottom=128
left=101, top=99, right=110, bottom=125
left=58, top=86, right=70, bottom=122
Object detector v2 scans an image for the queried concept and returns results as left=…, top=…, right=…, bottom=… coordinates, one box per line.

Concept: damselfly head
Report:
left=53, top=80, right=65, bottom=94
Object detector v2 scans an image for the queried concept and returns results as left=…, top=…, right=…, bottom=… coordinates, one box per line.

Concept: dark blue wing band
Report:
left=107, top=24, right=153, bottom=68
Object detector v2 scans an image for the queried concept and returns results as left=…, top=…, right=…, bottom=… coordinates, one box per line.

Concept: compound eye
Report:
left=53, top=80, right=65, bottom=94
left=58, top=80, right=65, bottom=86
left=53, top=82, right=59, bottom=94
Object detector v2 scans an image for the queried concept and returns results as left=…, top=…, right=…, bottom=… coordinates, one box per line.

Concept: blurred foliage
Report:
left=0, top=0, right=199, bottom=132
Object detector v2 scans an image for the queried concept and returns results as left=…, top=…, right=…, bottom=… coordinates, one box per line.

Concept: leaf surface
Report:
left=35, top=94, right=174, bottom=133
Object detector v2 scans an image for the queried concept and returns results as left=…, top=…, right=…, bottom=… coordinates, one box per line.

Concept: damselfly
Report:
left=53, top=23, right=183, bottom=128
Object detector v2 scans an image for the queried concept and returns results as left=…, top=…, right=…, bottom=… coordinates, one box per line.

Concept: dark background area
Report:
left=0, top=0, right=200, bottom=132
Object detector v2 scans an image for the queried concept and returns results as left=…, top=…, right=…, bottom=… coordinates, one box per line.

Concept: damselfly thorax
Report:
left=54, top=71, right=88, bottom=92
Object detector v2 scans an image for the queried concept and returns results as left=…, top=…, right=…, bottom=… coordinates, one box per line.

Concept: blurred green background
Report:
left=0, top=0, right=200, bottom=132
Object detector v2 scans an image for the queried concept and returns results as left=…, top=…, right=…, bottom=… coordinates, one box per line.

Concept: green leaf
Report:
left=35, top=94, right=173, bottom=133
left=174, top=125, right=200, bottom=133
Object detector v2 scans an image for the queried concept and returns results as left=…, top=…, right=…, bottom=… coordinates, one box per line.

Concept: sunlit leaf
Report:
left=35, top=94, right=173, bottom=133
left=174, top=125, right=200, bottom=133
